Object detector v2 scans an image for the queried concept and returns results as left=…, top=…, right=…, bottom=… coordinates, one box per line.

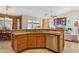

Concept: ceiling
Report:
left=0, top=6, right=79, bottom=19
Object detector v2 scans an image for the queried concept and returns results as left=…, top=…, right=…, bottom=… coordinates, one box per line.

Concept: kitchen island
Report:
left=12, top=29, right=64, bottom=53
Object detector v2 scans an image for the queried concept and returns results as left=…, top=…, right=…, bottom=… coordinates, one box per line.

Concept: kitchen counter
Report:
left=11, top=29, right=64, bottom=53
left=12, top=29, right=63, bottom=35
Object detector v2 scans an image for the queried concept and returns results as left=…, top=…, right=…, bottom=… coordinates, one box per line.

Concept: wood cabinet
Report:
left=12, top=16, right=22, bottom=29
left=12, top=33, right=46, bottom=52
left=12, top=30, right=64, bottom=53
left=12, top=34, right=27, bottom=52
left=42, top=18, right=49, bottom=29
left=27, top=34, right=37, bottom=48
left=27, top=34, right=45, bottom=48
left=36, top=34, right=46, bottom=48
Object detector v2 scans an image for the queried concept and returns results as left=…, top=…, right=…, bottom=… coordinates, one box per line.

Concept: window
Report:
left=32, top=22, right=40, bottom=29
left=5, top=19, right=12, bottom=30
left=0, top=17, right=12, bottom=30
left=27, top=20, right=40, bottom=29
left=27, top=20, right=33, bottom=29
left=17, top=19, right=20, bottom=29
left=0, top=17, right=4, bottom=30
left=0, top=20, right=4, bottom=29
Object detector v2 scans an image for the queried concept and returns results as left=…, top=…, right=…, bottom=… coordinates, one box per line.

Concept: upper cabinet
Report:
left=12, top=16, right=22, bottom=29
left=42, top=18, right=49, bottom=29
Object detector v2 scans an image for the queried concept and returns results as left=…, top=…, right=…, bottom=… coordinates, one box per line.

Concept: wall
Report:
left=22, top=16, right=27, bottom=29
left=59, top=11, right=79, bottom=35
left=22, top=15, right=36, bottom=29
left=52, top=6, right=71, bottom=16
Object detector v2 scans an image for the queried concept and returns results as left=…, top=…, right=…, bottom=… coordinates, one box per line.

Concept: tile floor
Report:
left=0, top=40, right=79, bottom=53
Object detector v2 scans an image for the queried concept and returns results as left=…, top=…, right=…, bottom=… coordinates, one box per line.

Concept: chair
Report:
left=0, top=30, right=12, bottom=41
left=1, top=33, right=8, bottom=40
left=0, top=30, right=2, bottom=40
left=2, top=30, right=12, bottom=40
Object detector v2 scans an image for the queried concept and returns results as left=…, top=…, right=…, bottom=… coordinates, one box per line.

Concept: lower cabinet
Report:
left=15, top=43, right=27, bottom=52
left=36, top=34, right=46, bottom=48
left=12, top=34, right=46, bottom=52
left=27, top=34, right=45, bottom=48
left=27, top=34, right=37, bottom=48
left=13, top=34, right=27, bottom=52
left=12, top=33, right=64, bottom=53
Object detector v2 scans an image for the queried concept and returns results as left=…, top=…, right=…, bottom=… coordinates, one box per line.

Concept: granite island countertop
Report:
left=12, top=30, right=64, bottom=36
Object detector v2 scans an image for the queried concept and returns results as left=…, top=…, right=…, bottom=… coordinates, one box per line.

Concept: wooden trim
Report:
left=12, top=18, right=17, bottom=29
left=57, top=34, right=64, bottom=52
left=0, top=13, right=21, bottom=18
left=12, top=16, right=22, bottom=29
left=19, top=16, right=22, bottom=29
left=57, top=35, right=60, bottom=52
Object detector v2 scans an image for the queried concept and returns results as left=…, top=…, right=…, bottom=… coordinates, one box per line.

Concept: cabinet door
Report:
left=12, top=18, right=17, bottom=29
left=36, top=34, right=46, bottom=48
left=27, top=34, right=36, bottom=48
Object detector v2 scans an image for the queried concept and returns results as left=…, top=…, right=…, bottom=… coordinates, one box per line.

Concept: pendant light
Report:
left=3, top=6, right=9, bottom=30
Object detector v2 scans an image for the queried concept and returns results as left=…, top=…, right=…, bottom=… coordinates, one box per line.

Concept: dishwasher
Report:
left=46, top=35, right=59, bottom=52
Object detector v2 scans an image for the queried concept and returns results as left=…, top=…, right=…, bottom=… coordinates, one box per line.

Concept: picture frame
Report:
left=54, top=17, right=66, bottom=25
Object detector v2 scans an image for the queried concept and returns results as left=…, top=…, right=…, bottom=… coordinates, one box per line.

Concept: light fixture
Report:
left=5, top=6, right=10, bottom=19
left=3, top=6, right=10, bottom=30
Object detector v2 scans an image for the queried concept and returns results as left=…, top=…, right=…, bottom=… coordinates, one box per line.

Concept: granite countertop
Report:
left=12, top=31, right=63, bottom=36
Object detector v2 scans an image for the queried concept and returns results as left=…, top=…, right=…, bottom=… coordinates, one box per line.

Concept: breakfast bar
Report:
left=11, top=29, right=64, bottom=53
